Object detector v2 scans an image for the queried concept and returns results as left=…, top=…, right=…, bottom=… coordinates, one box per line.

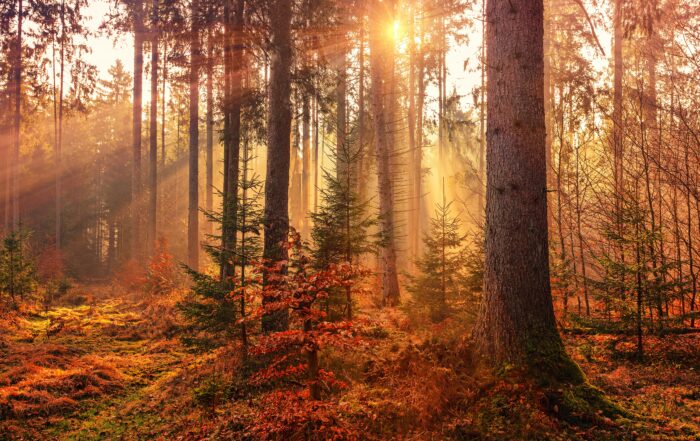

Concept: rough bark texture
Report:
left=262, top=0, right=293, bottom=333
left=148, top=0, right=159, bottom=255
left=473, top=0, right=581, bottom=383
left=188, top=0, right=200, bottom=270
left=369, top=0, right=400, bottom=306
left=220, top=0, right=243, bottom=283
left=132, top=0, right=144, bottom=261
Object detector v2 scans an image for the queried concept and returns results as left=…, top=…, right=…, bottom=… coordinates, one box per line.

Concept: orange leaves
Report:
left=144, top=238, right=178, bottom=296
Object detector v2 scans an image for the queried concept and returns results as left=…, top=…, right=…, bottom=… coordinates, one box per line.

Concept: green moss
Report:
left=519, top=332, right=629, bottom=423
left=523, top=332, right=586, bottom=386
left=557, top=382, right=628, bottom=423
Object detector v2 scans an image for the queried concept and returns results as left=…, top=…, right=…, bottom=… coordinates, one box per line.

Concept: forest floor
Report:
left=1, top=286, right=699, bottom=440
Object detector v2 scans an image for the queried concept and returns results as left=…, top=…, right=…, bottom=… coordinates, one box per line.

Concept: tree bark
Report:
left=262, top=0, right=293, bottom=332
left=55, top=0, right=65, bottom=248
left=132, top=0, right=144, bottom=261
left=472, top=0, right=581, bottom=381
left=11, top=0, right=23, bottom=230
left=188, top=0, right=201, bottom=270
left=369, top=0, right=400, bottom=306
left=148, top=0, right=159, bottom=255
left=206, top=12, right=214, bottom=237
left=220, top=0, right=244, bottom=283
left=302, top=96, right=311, bottom=235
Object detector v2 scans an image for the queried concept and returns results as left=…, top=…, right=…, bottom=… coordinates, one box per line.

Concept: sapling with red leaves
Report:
left=246, top=232, right=366, bottom=400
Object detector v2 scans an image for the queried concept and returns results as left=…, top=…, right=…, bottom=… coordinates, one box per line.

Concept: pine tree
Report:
left=407, top=190, right=467, bottom=322
left=179, top=137, right=263, bottom=352
left=310, top=129, right=375, bottom=320
left=0, top=230, right=35, bottom=309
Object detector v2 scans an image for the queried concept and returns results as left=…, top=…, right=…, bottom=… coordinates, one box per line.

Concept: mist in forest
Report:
left=1, top=0, right=699, bottom=440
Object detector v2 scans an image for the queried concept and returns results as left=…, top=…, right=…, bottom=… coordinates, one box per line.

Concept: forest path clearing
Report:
left=0, top=289, right=185, bottom=440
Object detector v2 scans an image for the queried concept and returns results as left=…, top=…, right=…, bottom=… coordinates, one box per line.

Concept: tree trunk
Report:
left=206, top=15, right=214, bottom=237
left=369, top=0, right=400, bottom=306
left=132, top=0, right=144, bottom=261
left=11, top=0, right=23, bottom=230
left=478, top=0, right=486, bottom=218
left=407, top=5, right=417, bottom=261
left=302, top=96, right=311, bottom=236
left=313, top=95, right=319, bottom=212
left=148, top=0, right=159, bottom=255
left=357, top=20, right=366, bottom=202
left=336, top=52, right=347, bottom=182
left=612, top=0, right=625, bottom=300
left=472, top=0, right=581, bottom=382
left=55, top=0, right=65, bottom=248
left=188, top=0, right=201, bottom=270
left=262, top=0, right=293, bottom=333
left=220, top=0, right=244, bottom=283
left=161, top=39, right=167, bottom=171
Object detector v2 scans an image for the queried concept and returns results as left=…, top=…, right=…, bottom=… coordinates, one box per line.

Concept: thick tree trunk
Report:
left=188, top=0, right=201, bottom=270
left=262, top=0, right=293, bottom=333
left=473, top=0, right=580, bottom=381
left=132, top=0, right=144, bottom=261
left=148, top=0, right=159, bottom=255
left=369, top=0, right=400, bottom=306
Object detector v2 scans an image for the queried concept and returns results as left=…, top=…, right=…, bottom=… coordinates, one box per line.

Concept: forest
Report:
left=0, top=0, right=699, bottom=439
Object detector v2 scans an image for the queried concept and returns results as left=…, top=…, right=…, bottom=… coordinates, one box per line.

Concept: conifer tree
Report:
left=0, top=230, right=35, bottom=308
left=179, top=134, right=263, bottom=352
left=407, top=188, right=467, bottom=322
left=310, top=129, right=375, bottom=320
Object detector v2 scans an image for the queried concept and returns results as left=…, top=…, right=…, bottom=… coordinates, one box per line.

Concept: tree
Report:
left=0, top=230, right=35, bottom=308
left=132, top=0, right=144, bottom=262
left=407, top=190, right=468, bottom=322
left=310, top=129, right=375, bottom=320
left=147, top=0, right=159, bottom=256
left=187, top=0, right=200, bottom=270
left=262, top=0, right=293, bottom=333
left=10, top=0, right=23, bottom=231
left=472, top=0, right=581, bottom=382
left=220, top=0, right=244, bottom=283
left=368, top=0, right=400, bottom=307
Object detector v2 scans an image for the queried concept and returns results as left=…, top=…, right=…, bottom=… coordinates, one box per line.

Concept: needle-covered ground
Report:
left=0, top=286, right=698, bottom=440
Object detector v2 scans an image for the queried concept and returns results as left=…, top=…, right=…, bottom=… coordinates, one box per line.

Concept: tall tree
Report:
left=148, top=0, right=159, bottom=255
left=54, top=0, right=66, bottom=249
left=131, top=0, right=144, bottom=261
left=205, top=7, right=214, bottom=238
left=188, top=0, right=201, bottom=270
left=220, top=0, right=244, bottom=282
left=11, top=0, right=23, bottom=230
left=262, top=0, right=293, bottom=332
left=472, top=0, right=580, bottom=381
left=369, top=0, right=400, bottom=306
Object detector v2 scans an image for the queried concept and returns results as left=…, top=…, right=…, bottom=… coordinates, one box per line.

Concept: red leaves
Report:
left=244, top=233, right=366, bottom=429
